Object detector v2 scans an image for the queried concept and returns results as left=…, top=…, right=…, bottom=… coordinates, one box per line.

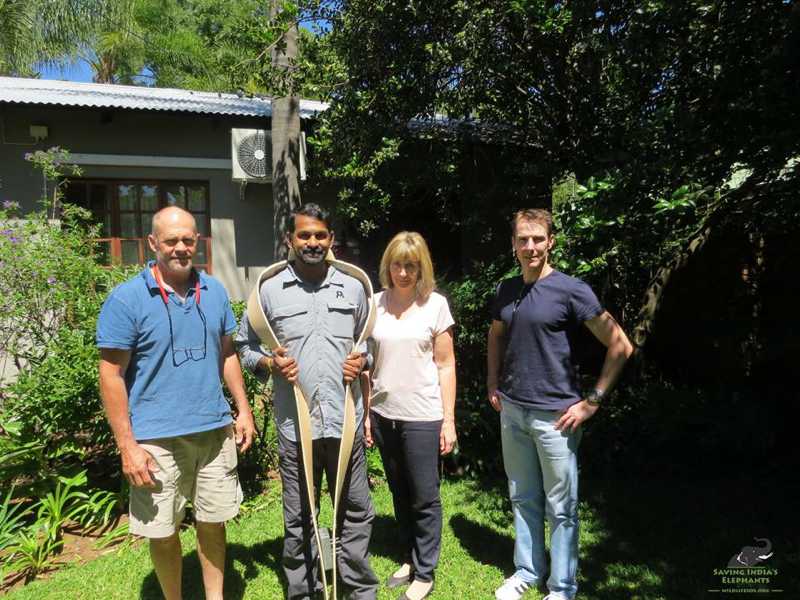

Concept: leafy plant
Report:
left=0, top=150, right=133, bottom=483
left=92, top=521, right=130, bottom=551
left=36, top=471, right=89, bottom=542
left=4, top=523, right=63, bottom=582
left=0, top=423, right=46, bottom=490
left=77, top=489, right=120, bottom=530
left=0, top=486, right=31, bottom=554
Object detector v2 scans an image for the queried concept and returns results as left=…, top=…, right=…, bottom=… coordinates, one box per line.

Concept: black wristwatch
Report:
left=585, top=388, right=605, bottom=407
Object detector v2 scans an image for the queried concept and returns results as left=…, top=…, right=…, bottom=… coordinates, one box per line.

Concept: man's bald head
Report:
left=151, top=206, right=197, bottom=237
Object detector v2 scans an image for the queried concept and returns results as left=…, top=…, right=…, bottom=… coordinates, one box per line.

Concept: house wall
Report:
left=0, top=104, right=328, bottom=300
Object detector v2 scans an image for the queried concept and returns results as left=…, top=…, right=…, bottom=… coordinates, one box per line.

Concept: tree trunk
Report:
left=632, top=175, right=763, bottom=349
left=270, top=2, right=302, bottom=260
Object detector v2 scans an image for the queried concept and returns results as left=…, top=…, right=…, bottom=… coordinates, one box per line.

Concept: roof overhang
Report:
left=0, top=76, right=328, bottom=119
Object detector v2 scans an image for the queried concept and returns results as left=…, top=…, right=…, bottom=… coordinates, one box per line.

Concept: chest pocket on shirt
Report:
left=327, top=300, right=356, bottom=340
left=271, top=303, right=309, bottom=342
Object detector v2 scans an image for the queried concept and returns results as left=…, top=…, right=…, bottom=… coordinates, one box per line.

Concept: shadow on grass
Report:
left=138, top=516, right=405, bottom=600
left=139, top=537, right=284, bottom=600
left=448, top=471, right=799, bottom=600
left=577, top=471, right=800, bottom=600
left=449, top=513, right=515, bottom=572
left=366, top=514, right=411, bottom=564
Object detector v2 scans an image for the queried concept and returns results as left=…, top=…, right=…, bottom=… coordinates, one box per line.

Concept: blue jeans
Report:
left=500, top=400, right=582, bottom=599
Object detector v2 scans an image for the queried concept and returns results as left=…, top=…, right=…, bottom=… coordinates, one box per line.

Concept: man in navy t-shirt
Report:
left=487, top=209, right=634, bottom=600
left=97, top=206, right=255, bottom=600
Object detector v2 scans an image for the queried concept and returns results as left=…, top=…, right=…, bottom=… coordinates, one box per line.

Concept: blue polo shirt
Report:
left=96, top=263, right=237, bottom=440
left=491, top=271, right=604, bottom=411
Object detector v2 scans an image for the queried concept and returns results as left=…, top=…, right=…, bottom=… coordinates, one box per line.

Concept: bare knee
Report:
left=150, top=531, right=180, bottom=549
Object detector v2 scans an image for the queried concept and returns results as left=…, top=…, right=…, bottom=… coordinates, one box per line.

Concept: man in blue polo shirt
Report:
left=487, top=209, right=634, bottom=600
left=97, top=206, right=254, bottom=600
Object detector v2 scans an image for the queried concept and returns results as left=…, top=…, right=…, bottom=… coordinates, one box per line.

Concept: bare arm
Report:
left=361, top=370, right=373, bottom=447
left=584, top=311, right=635, bottom=393
left=555, top=311, right=634, bottom=432
left=99, top=348, right=157, bottom=488
left=434, top=327, right=457, bottom=455
left=486, top=319, right=507, bottom=412
left=221, top=335, right=255, bottom=452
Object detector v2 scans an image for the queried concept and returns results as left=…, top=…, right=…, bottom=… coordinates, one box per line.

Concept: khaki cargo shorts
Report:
left=129, top=424, right=243, bottom=538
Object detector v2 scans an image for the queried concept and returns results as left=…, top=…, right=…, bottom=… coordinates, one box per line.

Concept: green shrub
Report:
left=0, top=200, right=132, bottom=484
left=229, top=301, right=278, bottom=495
left=439, top=257, right=519, bottom=476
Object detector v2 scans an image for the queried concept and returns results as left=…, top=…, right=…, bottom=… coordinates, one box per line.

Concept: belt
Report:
left=246, top=248, right=375, bottom=600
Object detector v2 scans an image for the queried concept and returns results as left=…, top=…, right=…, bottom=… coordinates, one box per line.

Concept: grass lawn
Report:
left=5, top=467, right=798, bottom=600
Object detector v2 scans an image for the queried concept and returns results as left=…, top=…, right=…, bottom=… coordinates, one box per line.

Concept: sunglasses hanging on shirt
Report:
left=152, top=266, right=208, bottom=367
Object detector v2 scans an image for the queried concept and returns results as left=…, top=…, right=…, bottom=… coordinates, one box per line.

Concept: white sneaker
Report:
left=495, top=575, right=533, bottom=600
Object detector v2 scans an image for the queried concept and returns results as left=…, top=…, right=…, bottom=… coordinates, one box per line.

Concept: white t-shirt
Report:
left=369, top=290, right=455, bottom=421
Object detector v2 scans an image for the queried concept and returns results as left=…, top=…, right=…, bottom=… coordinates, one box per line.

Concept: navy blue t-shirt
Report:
left=491, top=271, right=603, bottom=411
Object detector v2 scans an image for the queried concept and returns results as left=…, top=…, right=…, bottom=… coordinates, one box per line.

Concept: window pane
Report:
left=64, top=182, right=87, bottom=206
left=100, top=213, right=112, bottom=237
left=187, top=186, right=206, bottom=211
left=141, top=214, right=154, bottom=238
left=165, top=185, right=186, bottom=207
left=90, top=184, right=109, bottom=213
left=93, top=240, right=112, bottom=266
left=118, top=185, right=137, bottom=210
left=193, top=239, right=207, bottom=265
left=120, top=213, right=138, bottom=238
left=121, top=240, right=141, bottom=265
left=141, top=185, right=158, bottom=210
left=194, top=215, right=208, bottom=236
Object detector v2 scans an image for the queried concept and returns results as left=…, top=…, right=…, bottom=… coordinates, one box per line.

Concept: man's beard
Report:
left=296, top=247, right=326, bottom=265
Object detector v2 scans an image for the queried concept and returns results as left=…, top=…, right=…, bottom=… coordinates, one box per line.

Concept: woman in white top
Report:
left=366, top=231, right=456, bottom=600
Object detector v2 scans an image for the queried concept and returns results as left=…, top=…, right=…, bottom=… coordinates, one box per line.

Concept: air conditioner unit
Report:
left=232, top=128, right=271, bottom=182
left=231, top=128, right=308, bottom=183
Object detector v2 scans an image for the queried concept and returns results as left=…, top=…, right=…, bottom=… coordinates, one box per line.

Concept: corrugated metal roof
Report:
left=0, top=76, right=328, bottom=119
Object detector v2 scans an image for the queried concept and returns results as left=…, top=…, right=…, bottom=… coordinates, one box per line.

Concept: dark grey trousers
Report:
left=278, top=431, right=379, bottom=600
left=370, top=412, right=443, bottom=582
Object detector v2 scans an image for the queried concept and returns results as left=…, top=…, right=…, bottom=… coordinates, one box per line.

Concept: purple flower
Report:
left=9, top=236, right=19, bottom=244
left=24, top=152, right=33, bottom=161
left=2, top=200, right=19, bottom=210
left=1, top=229, right=13, bottom=237
left=47, top=276, right=56, bottom=285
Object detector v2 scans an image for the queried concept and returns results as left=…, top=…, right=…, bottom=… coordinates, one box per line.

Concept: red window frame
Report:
left=64, top=179, right=213, bottom=273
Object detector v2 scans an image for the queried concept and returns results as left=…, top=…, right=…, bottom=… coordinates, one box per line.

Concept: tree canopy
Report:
left=313, top=0, right=800, bottom=340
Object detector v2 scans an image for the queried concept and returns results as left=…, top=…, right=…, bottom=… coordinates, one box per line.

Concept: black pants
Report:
left=370, top=411, right=443, bottom=582
left=278, top=431, right=379, bottom=600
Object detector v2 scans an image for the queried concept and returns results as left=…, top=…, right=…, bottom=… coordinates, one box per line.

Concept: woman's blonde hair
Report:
left=379, top=231, right=436, bottom=299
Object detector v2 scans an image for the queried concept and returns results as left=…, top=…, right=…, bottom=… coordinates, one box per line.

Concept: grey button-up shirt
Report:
left=235, top=262, right=369, bottom=442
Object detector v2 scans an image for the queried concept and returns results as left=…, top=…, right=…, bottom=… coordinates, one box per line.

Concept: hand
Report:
left=554, top=400, right=599, bottom=432
left=120, top=442, right=158, bottom=488
left=487, top=387, right=502, bottom=412
left=440, top=421, right=457, bottom=455
left=234, top=408, right=256, bottom=452
left=363, top=415, right=373, bottom=448
left=342, top=352, right=364, bottom=384
left=272, top=346, right=298, bottom=383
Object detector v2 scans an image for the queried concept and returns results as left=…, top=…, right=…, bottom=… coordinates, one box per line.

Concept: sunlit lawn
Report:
left=6, top=467, right=798, bottom=600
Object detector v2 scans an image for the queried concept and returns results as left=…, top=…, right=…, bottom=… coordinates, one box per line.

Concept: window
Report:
left=64, top=180, right=212, bottom=273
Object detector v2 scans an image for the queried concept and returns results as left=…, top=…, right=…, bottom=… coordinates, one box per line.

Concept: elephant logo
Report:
left=727, top=538, right=773, bottom=568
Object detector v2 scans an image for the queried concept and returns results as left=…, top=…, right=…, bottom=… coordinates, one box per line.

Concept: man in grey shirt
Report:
left=236, top=203, right=378, bottom=600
